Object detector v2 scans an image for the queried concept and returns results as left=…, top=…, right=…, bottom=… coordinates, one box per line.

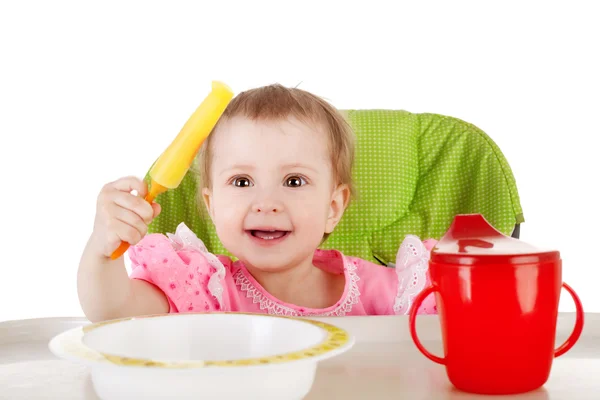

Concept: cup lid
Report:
left=430, top=214, right=559, bottom=265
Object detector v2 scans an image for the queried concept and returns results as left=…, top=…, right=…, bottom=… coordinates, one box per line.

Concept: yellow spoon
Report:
left=110, top=81, right=234, bottom=259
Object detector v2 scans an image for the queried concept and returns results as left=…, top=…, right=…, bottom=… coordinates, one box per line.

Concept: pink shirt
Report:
left=128, top=223, right=438, bottom=316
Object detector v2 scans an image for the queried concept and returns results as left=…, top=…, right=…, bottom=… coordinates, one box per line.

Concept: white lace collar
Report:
left=233, top=252, right=361, bottom=317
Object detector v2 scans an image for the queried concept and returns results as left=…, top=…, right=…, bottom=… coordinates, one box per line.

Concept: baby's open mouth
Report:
left=248, top=230, right=290, bottom=240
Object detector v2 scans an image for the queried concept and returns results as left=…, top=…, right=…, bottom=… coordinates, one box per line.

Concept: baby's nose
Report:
left=252, top=203, right=282, bottom=213
left=252, top=196, right=284, bottom=213
left=252, top=189, right=285, bottom=214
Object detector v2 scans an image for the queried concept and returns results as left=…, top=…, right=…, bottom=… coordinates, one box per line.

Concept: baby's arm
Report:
left=356, top=236, right=437, bottom=315
left=78, top=238, right=169, bottom=322
left=77, top=177, right=169, bottom=322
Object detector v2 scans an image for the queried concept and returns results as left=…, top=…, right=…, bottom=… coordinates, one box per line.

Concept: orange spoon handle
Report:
left=109, top=180, right=168, bottom=260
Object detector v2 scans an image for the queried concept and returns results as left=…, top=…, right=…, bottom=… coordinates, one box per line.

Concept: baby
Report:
left=77, top=84, right=437, bottom=322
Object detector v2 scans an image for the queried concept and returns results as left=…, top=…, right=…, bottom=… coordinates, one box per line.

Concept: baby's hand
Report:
left=90, top=176, right=161, bottom=258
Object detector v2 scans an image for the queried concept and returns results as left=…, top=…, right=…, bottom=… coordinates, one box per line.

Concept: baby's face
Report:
left=202, top=116, right=348, bottom=272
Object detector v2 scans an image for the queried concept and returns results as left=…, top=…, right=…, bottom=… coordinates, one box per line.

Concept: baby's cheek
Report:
left=295, top=200, right=330, bottom=236
left=210, top=197, right=244, bottom=250
left=293, top=191, right=326, bottom=215
left=212, top=193, right=244, bottom=224
left=213, top=215, right=240, bottom=246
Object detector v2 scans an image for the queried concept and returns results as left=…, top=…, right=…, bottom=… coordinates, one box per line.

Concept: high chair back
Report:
left=146, top=110, right=524, bottom=265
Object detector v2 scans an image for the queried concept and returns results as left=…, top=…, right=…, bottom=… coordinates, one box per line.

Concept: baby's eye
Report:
left=232, top=177, right=253, bottom=187
left=285, top=176, right=306, bottom=188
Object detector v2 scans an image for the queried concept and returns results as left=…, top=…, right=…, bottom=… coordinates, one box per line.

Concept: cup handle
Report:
left=554, top=282, right=584, bottom=357
left=409, top=285, right=445, bottom=365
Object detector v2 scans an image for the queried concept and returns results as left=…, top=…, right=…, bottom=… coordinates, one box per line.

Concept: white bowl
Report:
left=49, top=312, right=354, bottom=399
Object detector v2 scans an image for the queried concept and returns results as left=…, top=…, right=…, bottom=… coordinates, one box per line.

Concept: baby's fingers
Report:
left=108, top=220, right=143, bottom=250
left=152, top=202, right=161, bottom=218
left=112, top=191, right=155, bottom=225
left=107, top=176, right=148, bottom=198
left=109, top=203, right=149, bottom=239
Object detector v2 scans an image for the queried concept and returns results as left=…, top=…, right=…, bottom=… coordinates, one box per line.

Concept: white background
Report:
left=0, top=1, right=598, bottom=322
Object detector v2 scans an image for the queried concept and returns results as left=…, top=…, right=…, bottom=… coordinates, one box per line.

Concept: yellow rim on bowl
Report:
left=50, top=312, right=352, bottom=369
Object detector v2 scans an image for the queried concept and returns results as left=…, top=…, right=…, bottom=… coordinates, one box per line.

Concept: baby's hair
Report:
left=197, top=84, right=356, bottom=199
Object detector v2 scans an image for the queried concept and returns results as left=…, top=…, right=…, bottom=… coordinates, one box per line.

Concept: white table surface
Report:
left=0, top=313, right=598, bottom=399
